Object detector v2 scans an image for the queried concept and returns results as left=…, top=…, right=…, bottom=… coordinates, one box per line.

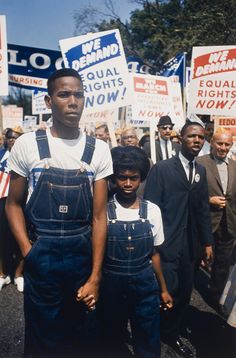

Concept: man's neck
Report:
left=180, top=150, right=195, bottom=162
left=50, top=125, right=80, bottom=140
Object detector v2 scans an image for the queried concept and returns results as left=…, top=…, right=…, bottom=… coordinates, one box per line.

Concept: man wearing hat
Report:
left=143, top=115, right=181, bottom=162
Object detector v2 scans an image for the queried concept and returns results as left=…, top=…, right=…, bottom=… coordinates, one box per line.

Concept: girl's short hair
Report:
left=111, top=146, right=150, bottom=182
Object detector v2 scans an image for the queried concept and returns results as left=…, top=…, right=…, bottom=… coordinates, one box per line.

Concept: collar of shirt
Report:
left=213, top=155, right=229, bottom=165
left=160, top=138, right=172, bottom=159
left=179, top=152, right=196, bottom=182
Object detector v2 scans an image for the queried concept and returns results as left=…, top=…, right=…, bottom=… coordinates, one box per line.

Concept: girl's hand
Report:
left=160, top=291, right=173, bottom=310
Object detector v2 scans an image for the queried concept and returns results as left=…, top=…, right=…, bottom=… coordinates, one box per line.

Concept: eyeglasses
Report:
left=160, top=126, right=173, bottom=130
left=122, top=135, right=137, bottom=140
left=6, top=136, right=18, bottom=140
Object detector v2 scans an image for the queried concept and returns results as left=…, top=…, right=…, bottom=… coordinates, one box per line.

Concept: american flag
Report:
left=157, top=53, right=186, bottom=88
left=0, top=170, right=10, bottom=198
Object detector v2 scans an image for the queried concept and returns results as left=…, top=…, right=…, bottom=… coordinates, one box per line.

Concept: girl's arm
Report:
left=152, top=250, right=173, bottom=310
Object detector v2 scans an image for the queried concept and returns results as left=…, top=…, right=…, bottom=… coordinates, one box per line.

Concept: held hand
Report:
left=209, top=196, right=226, bottom=208
left=160, top=291, right=173, bottom=311
left=203, top=245, right=214, bottom=268
left=76, top=280, right=99, bottom=311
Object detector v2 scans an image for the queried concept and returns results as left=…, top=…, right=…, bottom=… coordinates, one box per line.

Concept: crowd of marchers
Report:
left=0, top=68, right=236, bottom=358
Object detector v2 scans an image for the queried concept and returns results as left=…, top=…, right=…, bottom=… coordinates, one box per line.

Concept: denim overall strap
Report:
left=35, top=130, right=51, bottom=159
left=105, top=200, right=154, bottom=275
left=139, top=200, right=148, bottom=220
left=107, top=200, right=117, bottom=220
left=81, top=136, right=95, bottom=165
left=25, top=132, right=94, bottom=236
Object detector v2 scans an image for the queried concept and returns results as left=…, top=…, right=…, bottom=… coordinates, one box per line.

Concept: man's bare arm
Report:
left=5, top=171, right=31, bottom=258
left=76, top=178, right=108, bottom=308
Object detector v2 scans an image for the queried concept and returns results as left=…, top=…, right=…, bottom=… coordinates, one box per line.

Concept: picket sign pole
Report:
left=150, top=119, right=157, bottom=164
left=106, top=118, right=117, bottom=148
left=0, top=98, right=3, bottom=133
left=119, top=106, right=126, bottom=130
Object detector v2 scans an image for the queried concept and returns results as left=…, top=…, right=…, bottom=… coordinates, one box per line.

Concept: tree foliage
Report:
left=74, top=0, right=236, bottom=70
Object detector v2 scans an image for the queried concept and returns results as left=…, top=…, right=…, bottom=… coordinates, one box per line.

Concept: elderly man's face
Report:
left=211, top=133, right=232, bottom=160
left=121, top=130, right=139, bottom=147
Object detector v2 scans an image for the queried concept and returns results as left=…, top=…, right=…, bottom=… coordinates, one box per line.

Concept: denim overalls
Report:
left=100, top=199, right=161, bottom=358
left=23, top=130, right=95, bottom=357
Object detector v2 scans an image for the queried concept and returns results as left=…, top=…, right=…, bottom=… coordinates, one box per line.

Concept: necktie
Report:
left=165, top=141, right=169, bottom=159
left=189, top=161, right=194, bottom=184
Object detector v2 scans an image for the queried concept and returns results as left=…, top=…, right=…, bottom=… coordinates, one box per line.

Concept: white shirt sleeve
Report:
left=147, top=201, right=165, bottom=246
left=8, top=133, right=33, bottom=177
left=93, top=139, right=113, bottom=181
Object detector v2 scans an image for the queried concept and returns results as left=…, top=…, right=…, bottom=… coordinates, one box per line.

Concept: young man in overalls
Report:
left=6, top=68, right=113, bottom=357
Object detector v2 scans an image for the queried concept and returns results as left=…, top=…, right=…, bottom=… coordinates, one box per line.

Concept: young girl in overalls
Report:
left=100, top=146, right=173, bottom=358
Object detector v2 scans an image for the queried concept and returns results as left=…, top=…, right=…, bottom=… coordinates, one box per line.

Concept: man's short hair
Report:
left=180, top=120, right=204, bottom=137
left=95, top=123, right=109, bottom=132
left=47, top=68, right=83, bottom=95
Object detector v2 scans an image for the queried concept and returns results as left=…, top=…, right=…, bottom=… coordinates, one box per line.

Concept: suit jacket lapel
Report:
left=227, top=160, right=234, bottom=193
left=209, top=154, right=224, bottom=192
left=174, top=156, right=190, bottom=189
left=156, top=141, right=163, bottom=160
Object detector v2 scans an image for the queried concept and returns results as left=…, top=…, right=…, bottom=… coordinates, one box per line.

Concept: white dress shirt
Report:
left=179, top=152, right=196, bottom=184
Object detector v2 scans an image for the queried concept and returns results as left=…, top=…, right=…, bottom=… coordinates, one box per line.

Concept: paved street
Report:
left=0, top=268, right=235, bottom=358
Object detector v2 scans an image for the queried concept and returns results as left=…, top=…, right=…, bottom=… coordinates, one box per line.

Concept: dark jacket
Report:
left=144, top=156, right=213, bottom=261
left=143, top=139, right=181, bottom=162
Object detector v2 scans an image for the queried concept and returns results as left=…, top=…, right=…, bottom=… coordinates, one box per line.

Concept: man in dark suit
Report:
left=143, top=115, right=181, bottom=161
left=144, top=121, right=213, bottom=358
left=197, top=129, right=236, bottom=302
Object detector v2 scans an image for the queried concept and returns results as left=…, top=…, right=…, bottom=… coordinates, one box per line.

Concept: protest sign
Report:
left=0, top=15, right=8, bottom=96
left=80, top=108, right=118, bottom=125
left=188, top=46, right=236, bottom=116
left=80, top=109, right=119, bottom=148
left=127, top=56, right=154, bottom=74
left=32, top=90, right=51, bottom=114
left=2, top=105, right=23, bottom=129
left=213, top=115, right=236, bottom=139
left=130, top=73, right=177, bottom=127
left=59, top=29, right=133, bottom=113
left=8, top=44, right=63, bottom=90
left=169, top=82, right=185, bottom=131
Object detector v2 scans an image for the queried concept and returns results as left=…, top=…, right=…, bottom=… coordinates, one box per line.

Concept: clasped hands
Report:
left=76, top=280, right=99, bottom=311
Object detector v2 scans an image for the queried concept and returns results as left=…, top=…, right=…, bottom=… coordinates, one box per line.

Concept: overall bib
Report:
left=23, top=130, right=95, bottom=357
left=101, top=199, right=161, bottom=358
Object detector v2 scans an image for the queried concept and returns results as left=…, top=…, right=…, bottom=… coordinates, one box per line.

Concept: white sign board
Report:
left=59, top=29, right=133, bottom=113
left=0, top=15, right=8, bottom=96
left=169, top=82, right=185, bottom=131
left=32, top=90, right=51, bottom=114
left=130, top=73, right=177, bottom=127
left=2, top=105, right=23, bottom=129
left=188, top=46, right=236, bottom=116
left=80, top=109, right=118, bottom=125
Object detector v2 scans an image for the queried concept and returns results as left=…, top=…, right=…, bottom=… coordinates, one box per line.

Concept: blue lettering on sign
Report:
left=65, top=33, right=121, bottom=72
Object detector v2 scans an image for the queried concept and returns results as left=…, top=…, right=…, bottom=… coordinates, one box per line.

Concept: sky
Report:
left=0, top=0, right=141, bottom=50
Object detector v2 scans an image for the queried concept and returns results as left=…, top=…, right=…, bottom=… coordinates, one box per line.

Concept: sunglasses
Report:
left=160, top=126, right=173, bottom=130
left=6, top=135, right=18, bottom=140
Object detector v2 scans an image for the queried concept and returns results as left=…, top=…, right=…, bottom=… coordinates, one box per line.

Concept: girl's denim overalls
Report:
left=23, top=130, right=95, bottom=357
left=100, top=199, right=161, bottom=358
